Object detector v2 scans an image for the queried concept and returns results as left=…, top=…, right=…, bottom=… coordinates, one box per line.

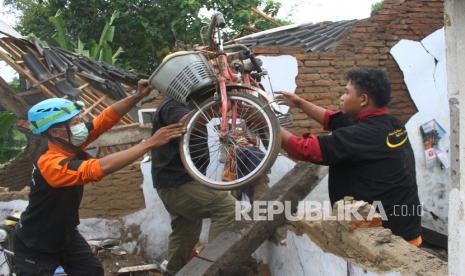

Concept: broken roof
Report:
left=0, top=34, right=145, bottom=124
left=228, top=19, right=358, bottom=52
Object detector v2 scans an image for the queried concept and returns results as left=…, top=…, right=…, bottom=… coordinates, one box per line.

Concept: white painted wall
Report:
left=253, top=230, right=402, bottom=276
left=445, top=0, right=465, bottom=274
left=390, top=28, right=450, bottom=235
left=258, top=55, right=298, bottom=114
left=258, top=54, right=331, bottom=203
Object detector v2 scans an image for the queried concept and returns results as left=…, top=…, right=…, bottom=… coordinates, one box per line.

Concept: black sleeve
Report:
left=159, top=100, right=191, bottom=125
left=328, top=112, right=354, bottom=131
left=59, top=157, right=84, bottom=171
left=318, top=125, right=371, bottom=165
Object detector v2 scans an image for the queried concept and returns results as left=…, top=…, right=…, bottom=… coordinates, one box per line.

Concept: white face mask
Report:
left=69, top=123, right=89, bottom=147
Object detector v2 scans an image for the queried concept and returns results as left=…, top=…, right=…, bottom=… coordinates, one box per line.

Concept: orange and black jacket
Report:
left=16, top=107, right=121, bottom=253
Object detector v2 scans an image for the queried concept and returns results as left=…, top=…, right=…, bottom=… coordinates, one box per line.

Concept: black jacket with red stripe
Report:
left=286, top=108, right=421, bottom=241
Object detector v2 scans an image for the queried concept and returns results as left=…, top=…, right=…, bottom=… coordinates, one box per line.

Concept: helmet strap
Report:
left=65, top=124, right=73, bottom=145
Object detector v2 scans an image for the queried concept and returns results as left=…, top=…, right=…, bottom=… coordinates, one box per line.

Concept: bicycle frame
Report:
left=217, top=53, right=233, bottom=138
left=205, top=13, right=281, bottom=140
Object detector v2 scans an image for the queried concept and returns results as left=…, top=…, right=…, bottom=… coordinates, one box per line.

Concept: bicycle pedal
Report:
left=277, top=113, right=293, bottom=126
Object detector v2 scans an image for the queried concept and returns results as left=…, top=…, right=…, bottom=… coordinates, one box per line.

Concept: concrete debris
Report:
left=116, top=264, right=160, bottom=275
left=291, top=200, right=447, bottom=275
left=0, top=186, right=29, bottom=201
left=97, top=250, right=160, bottom=276
left=271, top=225, right=288, bottom=246
left=332, top=198, right=383, bottom=231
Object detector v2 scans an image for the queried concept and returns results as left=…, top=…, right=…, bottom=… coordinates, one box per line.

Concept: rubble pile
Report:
left=290, top=198, right=447, bottom=275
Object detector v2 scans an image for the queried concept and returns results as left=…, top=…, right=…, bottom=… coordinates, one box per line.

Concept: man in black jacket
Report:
left=278, top=67, right=422, bottom=246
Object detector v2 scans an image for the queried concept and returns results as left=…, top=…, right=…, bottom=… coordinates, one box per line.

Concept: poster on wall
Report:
left=420, top=119, right=448, bottom=169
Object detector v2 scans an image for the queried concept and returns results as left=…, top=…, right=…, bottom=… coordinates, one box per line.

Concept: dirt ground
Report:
left=420, top=241, right=448, bottom=261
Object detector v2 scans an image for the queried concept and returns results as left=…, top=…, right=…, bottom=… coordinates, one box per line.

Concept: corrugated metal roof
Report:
left=228, top=19, right=358, bottom=52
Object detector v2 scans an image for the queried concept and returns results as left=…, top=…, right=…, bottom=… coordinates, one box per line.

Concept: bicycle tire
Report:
left=179, top=91, right=281, bottom=190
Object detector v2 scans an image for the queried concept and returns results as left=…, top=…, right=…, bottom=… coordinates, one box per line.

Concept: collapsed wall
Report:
left=0, top=153, right=32, bottom=191
left=254, top=200, right=447, bottom=276
left=254, top=223, right=447, bottom=276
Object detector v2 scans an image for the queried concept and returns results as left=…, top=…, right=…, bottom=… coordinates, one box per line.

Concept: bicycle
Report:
left=0, top=213, right=17, bottom=276
left=149, top=12, right=290, bottom=190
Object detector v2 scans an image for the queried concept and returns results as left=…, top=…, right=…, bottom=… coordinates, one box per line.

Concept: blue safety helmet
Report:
left=28, top=98, right=83, bottom=134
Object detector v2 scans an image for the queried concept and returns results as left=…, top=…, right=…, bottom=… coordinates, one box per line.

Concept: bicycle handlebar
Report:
left=215, top=12, right=226, bottom=28
left=208, top=12, right=226, bottom=50
left=249, top=54, right=263, bottom=73
left=222, top=44, right=264, bottom=73
left=207, top=12, right=263, bottom=73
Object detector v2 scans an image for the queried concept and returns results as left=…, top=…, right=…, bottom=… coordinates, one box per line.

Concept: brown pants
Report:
left=157, top=181, right=236, bottom=275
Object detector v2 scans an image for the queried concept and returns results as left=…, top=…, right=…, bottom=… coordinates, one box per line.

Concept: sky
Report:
left=0, top=0, right=381, bottom=82
left=276, top=0, right=381, bottom=24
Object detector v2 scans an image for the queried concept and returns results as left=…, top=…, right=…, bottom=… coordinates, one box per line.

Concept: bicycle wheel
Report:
left=179, top=91, right=281, bottom=190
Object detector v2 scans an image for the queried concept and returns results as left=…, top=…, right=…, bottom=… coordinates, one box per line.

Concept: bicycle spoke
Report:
left=189, top=140, right=220, bottom=146
left=230, top=147, right=259, bottom=179
left=196, top=155, right=211, bottom=172
left=192, top=100, right=219, bottom=135
left=241, top=109, right=266, bottom=129
left=227, top=135, right=265, bottom=166
left=191, top=151, right=214, bottom=163
left=248, top=124, right=272, bottom=135
left=239, top=98, right=279, bottom=125
left=222, top=139, right=262, bottom=175
left=235, top=147, right=263, bottom=169
left=191, top=146, right=221, bottom=160
left=182, top=93, right=279, bottom=186
left=189, top=146, right=218, bottom=155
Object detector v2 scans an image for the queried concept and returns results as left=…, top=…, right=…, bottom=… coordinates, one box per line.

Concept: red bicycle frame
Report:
left=204, top=12, right=279, bottom=140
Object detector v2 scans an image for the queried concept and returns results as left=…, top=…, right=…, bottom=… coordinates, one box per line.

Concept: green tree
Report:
left=7, top=77, right=21, bottom=92
left=371, top=1, right=384, bottom=16
left=49, top=9, right=124, bottom=64
left=0, top=112, right=27, bottom=164
left=5, top=0, right=287, bottom=73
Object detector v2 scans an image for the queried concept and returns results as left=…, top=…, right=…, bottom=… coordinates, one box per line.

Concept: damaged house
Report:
left=0, top=0, right=458, bottom=275
left=229, top=0, right=447, bottom=246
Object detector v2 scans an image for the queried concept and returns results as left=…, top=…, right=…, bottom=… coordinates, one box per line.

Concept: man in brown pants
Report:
left=151, top=97, right=236, bottom=275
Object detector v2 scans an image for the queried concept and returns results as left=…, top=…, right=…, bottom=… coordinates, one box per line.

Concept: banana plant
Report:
left=49, top=10, right=124, bottom=65
left=89, top=11, right=124, bottom=64
left=49, top=9, right=73, bottom=50
left=0, top=112, right=16, bottom=137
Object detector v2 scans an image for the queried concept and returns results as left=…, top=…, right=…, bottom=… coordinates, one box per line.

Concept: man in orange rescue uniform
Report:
left=12, top=80, right=185, bottom=276
left=278, top=67, right=422, bottom=247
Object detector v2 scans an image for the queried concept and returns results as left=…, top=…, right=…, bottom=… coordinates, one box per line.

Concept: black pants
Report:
left=12, top=230, right=103, bottom=276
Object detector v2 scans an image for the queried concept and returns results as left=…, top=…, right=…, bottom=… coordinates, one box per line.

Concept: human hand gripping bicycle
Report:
left=149, top=12, right=291, bottom=190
